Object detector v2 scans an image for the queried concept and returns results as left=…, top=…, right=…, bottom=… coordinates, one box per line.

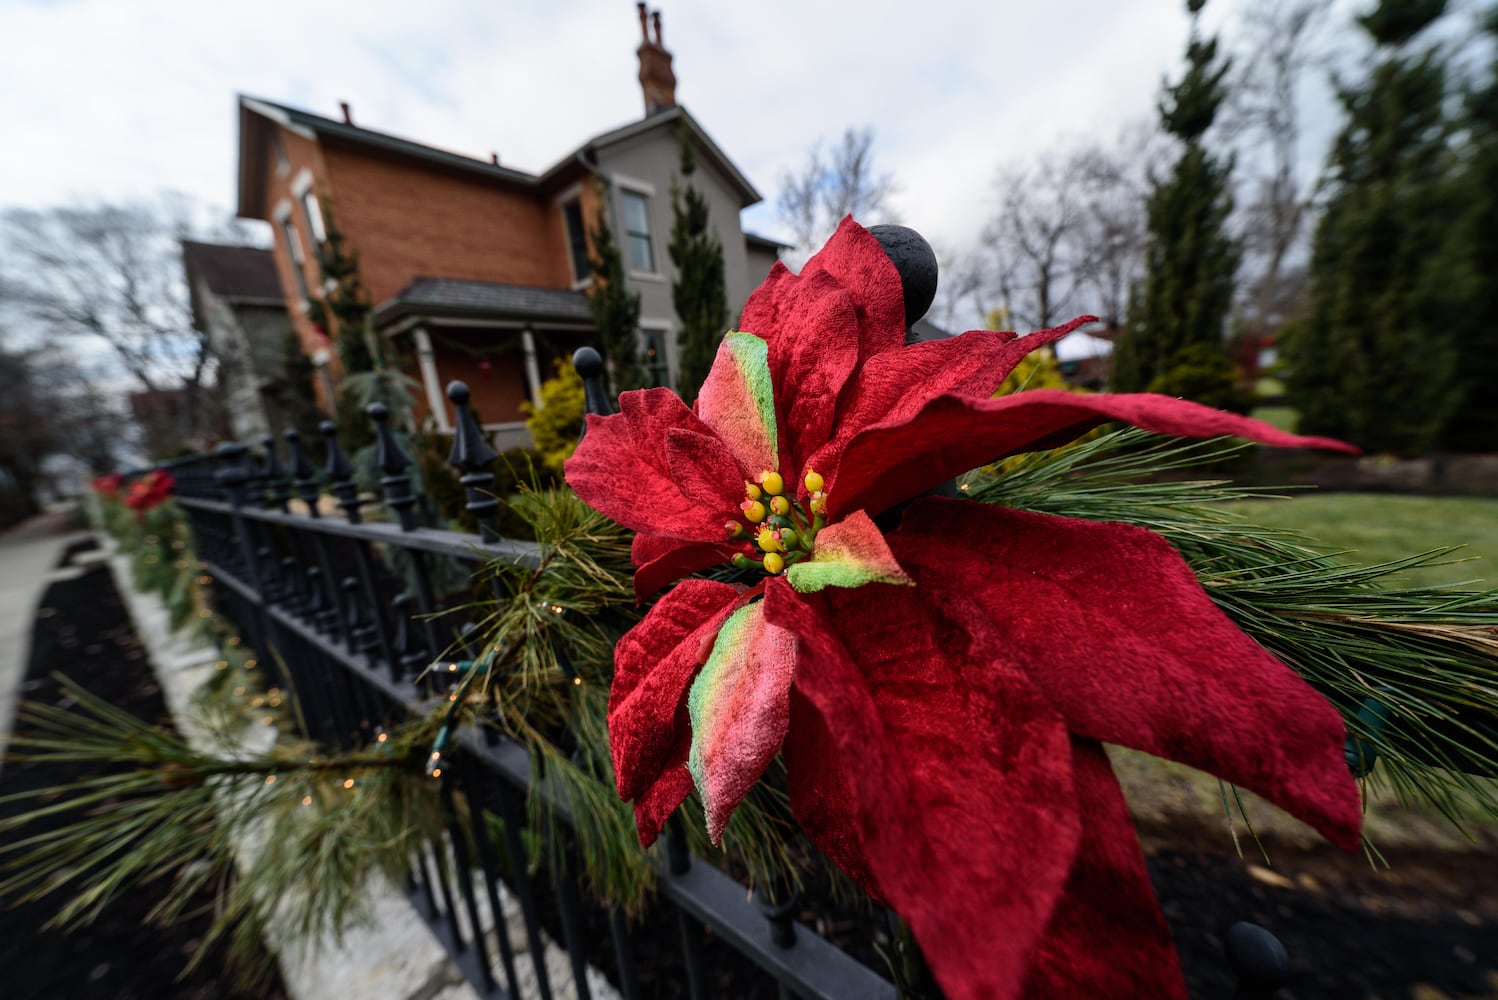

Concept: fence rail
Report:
left=161, top=377, right=899, bottom=1000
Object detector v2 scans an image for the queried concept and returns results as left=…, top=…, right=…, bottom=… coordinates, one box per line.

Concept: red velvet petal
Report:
left=805, top=318, right=1092, bottom=482
left=765, top=266, right=863, bottom=476
left=565, top=388, right=741, bottom=542
left=1023, top=740, right=1188, bottom=999
left=664, top=427, right=748, bottom=514
left=737, top=259, right=795, bottom=335
left=767, top=582, right=1081, bottom=1000
left=831, top=389, right=1359, bottom=520
left=609, top=579, right=739, bottom=806
left=893, top=498, right=1363, bottom=851
left=799, top=216, right=908, bottom=364
left=631, top=533, right=739, bottom=602
left=633, top=737, right=694, bottom=848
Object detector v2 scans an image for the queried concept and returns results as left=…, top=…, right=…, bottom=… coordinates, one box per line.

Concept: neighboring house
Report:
left=234, top=5, right=786, bottom=448
left=181, top=240, right=300, bottom=443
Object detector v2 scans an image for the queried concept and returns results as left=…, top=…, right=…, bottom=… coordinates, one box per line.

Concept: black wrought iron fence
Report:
left=161, top=379, right=899, bottom=1000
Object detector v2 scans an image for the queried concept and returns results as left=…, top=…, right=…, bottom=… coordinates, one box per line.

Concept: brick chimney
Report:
left=636, top=3, right=676, bottom=116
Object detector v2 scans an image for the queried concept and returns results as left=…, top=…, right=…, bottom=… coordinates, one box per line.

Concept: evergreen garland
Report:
left=1112, top=0, right=1240, bottom=397
left=1283, top=0, right=1463, bottom=455
left=668, top=124, right=729, bottom=404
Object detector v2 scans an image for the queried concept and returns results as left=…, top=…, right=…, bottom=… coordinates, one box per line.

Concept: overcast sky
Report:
left=3, top=0, right=1488, bottom=337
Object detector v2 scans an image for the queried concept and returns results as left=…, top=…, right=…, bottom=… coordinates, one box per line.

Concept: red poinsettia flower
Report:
left=92, top=472, right=125, bottom=500
left=564, top=219, right=1362, bottom=1000
left=123, top=469, right=175, bottom=513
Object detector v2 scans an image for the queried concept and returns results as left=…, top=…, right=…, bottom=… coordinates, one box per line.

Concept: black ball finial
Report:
left=367, top=401, right=389, bottom=423
left=446, top=381, right=470, bottom=405
left=869, top=224, right=938, bottom=329
left=573, top=346, right=604, bottom=380
left=1226, top=921, right=1290, bottom=991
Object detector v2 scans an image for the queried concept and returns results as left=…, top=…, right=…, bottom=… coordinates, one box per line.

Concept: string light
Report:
left=264, top=774, right=277, bottom=785
left=233, top=687, right=245, bottom=697
left=244, top=659, right=257, bottom=669
left=342, top=778, right=355, bottom=789
left=572, top=677, right=583, bottom=686
left=376, top=733, right=388, bottom=743
left=301, top=795, right=313, bottom=806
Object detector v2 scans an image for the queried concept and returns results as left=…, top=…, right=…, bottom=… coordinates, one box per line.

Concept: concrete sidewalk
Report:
left=0, top=507, right=90, bottom=769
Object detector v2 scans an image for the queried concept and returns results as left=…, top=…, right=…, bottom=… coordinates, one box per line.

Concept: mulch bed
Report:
left=0, top=537, right=286, bottom=1000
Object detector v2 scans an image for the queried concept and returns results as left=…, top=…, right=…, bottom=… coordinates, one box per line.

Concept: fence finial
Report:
left=284, top=428, right=322, bottom=518
left=262, top=434, right=291, bottom=512
left=573, top=346, right=613, bottom=423
left=368, top=402, right=418, bottom=531
left=445, top=381, right=501, bottom=541
left=320, top=420, right=362, bottom=524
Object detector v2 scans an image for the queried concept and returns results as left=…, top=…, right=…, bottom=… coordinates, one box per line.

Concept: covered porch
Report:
left=375, top=277, right=596, bottom=450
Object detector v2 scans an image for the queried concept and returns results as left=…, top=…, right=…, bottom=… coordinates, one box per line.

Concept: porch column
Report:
left=412, top=325, right=451, bottom=432
left=520, top=326, right=544, bottom=402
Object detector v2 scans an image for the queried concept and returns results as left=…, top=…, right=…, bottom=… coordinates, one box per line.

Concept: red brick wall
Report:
left=319, top=142, right=573, bottom=303
left=259, top=127, right=338, bottom=371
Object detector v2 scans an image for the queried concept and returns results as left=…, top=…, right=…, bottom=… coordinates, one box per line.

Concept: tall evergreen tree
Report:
left=308, top=201, right=375, bottom=376
left=1112, top=0, right=1240, bottom=396
left=1283, top=0, right=1461, bottom=454
left=585, top=188, right=647, bottom=398
left=1443, top=8, right=1498, bottom=452
left=669, top=126, right=729, bottom=404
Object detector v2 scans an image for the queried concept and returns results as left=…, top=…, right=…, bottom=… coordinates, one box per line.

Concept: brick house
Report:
left=234, top=6, right=784, bottom=447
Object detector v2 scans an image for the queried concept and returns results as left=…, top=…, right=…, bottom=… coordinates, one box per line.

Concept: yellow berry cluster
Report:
left=727, top=468, right=827, bottom=576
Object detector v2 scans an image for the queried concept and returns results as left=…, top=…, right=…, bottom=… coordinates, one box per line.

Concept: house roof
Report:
left=181, top=241, right=284, bottom=304
left=237, top=96, right=763, bottom=218
left=375, top=277, right=593, bottom=328
left=538, top=106, right=762, bottom=208
left=745, top=231, right=792, bottom=252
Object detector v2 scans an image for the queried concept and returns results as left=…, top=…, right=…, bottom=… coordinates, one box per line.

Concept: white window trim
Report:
left=613, top=175, right=660, bottom=279
left=292, top=168, right=327, bottom=243
left=274, top=199, right=311, bottom=311
left=554, top=182, right=593, bottom=291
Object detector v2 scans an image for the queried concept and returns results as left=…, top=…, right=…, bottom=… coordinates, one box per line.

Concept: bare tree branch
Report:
left=777, top=127, right=898, bottom=262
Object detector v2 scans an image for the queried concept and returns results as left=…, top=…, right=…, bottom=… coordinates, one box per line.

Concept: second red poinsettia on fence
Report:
left=564, top=218, right=1363, bottom=1000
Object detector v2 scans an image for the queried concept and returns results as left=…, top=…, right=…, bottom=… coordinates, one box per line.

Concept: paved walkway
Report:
left=0, top=507, right=90, bottom=769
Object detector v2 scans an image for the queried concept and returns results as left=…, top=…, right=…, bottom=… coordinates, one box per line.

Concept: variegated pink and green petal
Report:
left=609, top=579, right=740, bottom=806
left=566, top=388, right=741, bottom=542
left=694, top=332, right=779, bottom=476
left=831, top=389, right=1360, bottom=522
left=687, top=592, right=799, bottom=844
left=630, top=533, right=740, bottom=602
left=785, top=510, right=912, bottom=594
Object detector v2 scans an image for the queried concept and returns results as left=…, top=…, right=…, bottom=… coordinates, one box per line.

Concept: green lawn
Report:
left=1219, top=494, right=1498, bottom=589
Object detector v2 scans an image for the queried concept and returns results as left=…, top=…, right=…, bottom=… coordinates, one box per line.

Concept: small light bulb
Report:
left=343, top=778, right=355, bottom=789
left=301, top=795, right=313, bottom=806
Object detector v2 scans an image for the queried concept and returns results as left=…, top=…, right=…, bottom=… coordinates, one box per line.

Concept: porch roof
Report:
left=375, top=277, right=593, bottom=330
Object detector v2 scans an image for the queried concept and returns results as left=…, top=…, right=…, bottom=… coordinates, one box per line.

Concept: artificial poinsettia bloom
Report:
left=564, top=218, right=1363, bottom=1000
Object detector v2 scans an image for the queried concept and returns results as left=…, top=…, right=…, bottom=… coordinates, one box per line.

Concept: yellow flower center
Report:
left=726, top=469, right=828, bottom=576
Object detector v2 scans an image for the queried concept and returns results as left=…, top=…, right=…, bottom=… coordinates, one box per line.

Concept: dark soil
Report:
left=0, top=538, right=287, bottom=1000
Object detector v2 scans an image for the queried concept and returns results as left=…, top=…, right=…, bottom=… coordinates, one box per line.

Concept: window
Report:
left=301, top=189, right=326, bottom=244
left=272, top=131, right=290, bottom=176
left=620, top=189, right=655, bottom=273
left=279, top=217, right=310, bottom=302
left=561, top=197, right=590, bottom=283
left=642, top=328, right=669, bottom=388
